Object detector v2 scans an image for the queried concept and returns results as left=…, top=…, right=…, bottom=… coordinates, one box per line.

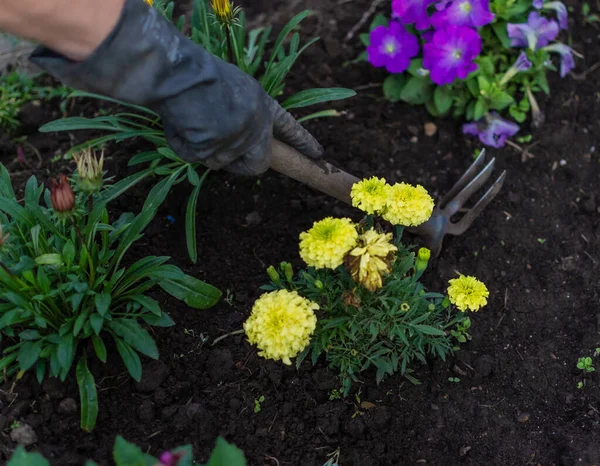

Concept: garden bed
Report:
left=1, top=0, right=599, bottom=464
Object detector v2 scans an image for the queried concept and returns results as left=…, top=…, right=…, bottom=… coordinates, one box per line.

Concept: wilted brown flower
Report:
left=50, top=174, right=75, bottom=213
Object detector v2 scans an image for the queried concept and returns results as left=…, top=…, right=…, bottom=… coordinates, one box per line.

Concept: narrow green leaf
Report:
left=434, top=86, right=454, bottom=114
left=19, top=329, right=41, bottom=341
left=95, top=293, right=111, bottom=317
left=142, top=312, right=176, bottom=328
left=281, top=88, right=356, bottom=109
left=296, top=109, right=342, bottom=123
left=36, top=359, right=46, bottom=384
left=109, top=319, right=158, bottom=359
left=113, top=436, right=156, bottom=466
left=76, top=357, right=98, bottom=432
left=114, top=338, right=142, bottom=382
left=73, top=311, right=89, bottom=337
left=18, top=340, right=42, bottom=371
left=130, top=295, right=161, bottom=316
left=90, top=313, right=104, bottom=336
left=57, top=334, right=75, bottom=373
left=156, top=272, right=221, bottom=309
left=91, top=335, right=107, bottom=363
left=413, top=324, right=446, bottom=336
left=186, top=184, right=202, bottom=264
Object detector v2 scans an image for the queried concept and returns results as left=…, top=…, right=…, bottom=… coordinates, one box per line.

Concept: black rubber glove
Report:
left=29, top=0, right=323, bottom=175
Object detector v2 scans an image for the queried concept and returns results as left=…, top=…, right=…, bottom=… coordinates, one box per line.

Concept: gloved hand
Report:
left=29, top=0, right=323, bottom=175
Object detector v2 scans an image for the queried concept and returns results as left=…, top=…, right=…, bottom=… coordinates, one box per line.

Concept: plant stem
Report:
left=225, top=26, right=235, bottom=65
left=211, top=328, right=244, bottom=346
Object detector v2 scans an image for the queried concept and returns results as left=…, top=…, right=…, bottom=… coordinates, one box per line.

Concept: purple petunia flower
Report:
left=463, top=112, right=519, bottom=148
left=431, top=0, right=495, bottom=28
left=367, top=22, right=420, bottom=73
left=507, top=12, right=559, bottom=50
left=392, top=0, right=437, bottom=30
left=543, top=43, right=575, bottom=77
left=422, top=26, right=482, bottom=85
left=532, top=0, right=544, bottom=8
left=543, top=1, right=568, bottom=29
left=500, top=51, right=532, bottom=85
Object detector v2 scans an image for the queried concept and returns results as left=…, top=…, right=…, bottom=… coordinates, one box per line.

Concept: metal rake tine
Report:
left=439, top=149, right=488, bottom=208
left=447, top=170, right=507, bottom=236
left=442, top=157, right=496, bottom=218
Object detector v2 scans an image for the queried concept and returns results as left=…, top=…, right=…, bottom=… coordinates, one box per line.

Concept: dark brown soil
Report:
left=1, top=1, right=599, bottom=465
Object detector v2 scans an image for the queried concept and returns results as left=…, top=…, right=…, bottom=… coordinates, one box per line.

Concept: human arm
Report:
left=0, top=0, right=323, bottom=175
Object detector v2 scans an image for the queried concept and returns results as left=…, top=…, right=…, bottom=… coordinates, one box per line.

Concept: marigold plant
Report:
left=245, top=178, right=489, bottom=393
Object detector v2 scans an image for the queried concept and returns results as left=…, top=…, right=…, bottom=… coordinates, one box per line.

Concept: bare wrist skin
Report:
left=0, top=0, right=125, bottom=60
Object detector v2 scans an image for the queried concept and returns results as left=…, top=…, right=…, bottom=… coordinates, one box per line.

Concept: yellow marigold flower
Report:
left=382, top=182, right=434, bottom=227
left=243, top=290, right=318, bottom=365
left=211, top=0, right=234, bottom=25
left=144, top=0, right=152, bottom=6
left=350, top=177, right=392, bottom=215
left=447, top=275, right=489, bottom=312
left=299, top=217, right=358, bottom=269
left=346, top=229, right=397, bottom=292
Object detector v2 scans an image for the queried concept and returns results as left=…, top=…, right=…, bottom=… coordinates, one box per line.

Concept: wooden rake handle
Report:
left=270, top=139, right=359, bottom=205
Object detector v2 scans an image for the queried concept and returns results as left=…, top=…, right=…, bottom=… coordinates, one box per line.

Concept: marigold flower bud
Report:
left=283, top=262, right=294, bottom=282
left=50, top=174, right=75, bottom=213
left=415, top=247, right=431, bottom=274
left=74, top=148, right=104, bottom=194
left=267, top=265, right=280, bottom=283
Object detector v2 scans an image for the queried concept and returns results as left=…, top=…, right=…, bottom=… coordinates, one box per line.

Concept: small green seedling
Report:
left=537, top=238, right=546, bottom=244
left=329, top=389, right=343, bottom=401
left=577, top=357, right=595, bottom=373
left=254, top=396, right=265, bottom=413
left=448, top=377, right=461, bottom=383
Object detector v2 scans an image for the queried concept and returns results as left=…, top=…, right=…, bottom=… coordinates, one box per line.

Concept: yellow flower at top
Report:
left=382, top=182, right=434, bottom=227
left=350, top=177, right=392, bottom=215
left=346, top=229, right=397, bottom=292
left=211, top=0, right=234, bottom=25
left=447, top=275, right=489, bottom=312
left=244, top=290, right=318, bottom=365
left=299, top=217, right=358, bottom=269
left=144, top=0, right=152, bottom=6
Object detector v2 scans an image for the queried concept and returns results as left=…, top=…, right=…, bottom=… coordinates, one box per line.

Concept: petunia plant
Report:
left=0, top=152, right=221, bottom=432
left=39, top=0, right=356, bottom=264
left=242, top=177, right=490, bottom=394
left=359, top=0, right=577, bottom=148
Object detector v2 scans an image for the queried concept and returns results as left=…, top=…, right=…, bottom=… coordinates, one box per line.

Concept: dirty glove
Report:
left=29, top=0, right=323, bottom=175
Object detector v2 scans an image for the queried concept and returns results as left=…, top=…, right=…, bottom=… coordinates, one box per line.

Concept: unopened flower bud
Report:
left=156, top=451, right=185, bottom=466
left=415, top=247, right=431, bottom=275
left=50, top=175, right=75, bottom=213
left=315, top=280, right=324, bottom=290
left=211, top=0, right=235, bottom=25
left=74, top=148, right=104, bottom=194
left=283, top=262, right=293, bottom=282
left=267, top=265, right=280, bottom=283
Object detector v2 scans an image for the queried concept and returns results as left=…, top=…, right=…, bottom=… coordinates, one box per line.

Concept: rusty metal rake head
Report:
left=407, top=150, right=506, bottom=258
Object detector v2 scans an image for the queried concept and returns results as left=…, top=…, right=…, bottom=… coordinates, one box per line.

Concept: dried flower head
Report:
left=447, top=275, right=489, bottom=312
left=244, top=290, right=318, bottom=365
left=299, top=217, right=358, bottom=269
left=351, top=177, right=392, bottom=215
left=383, top=182, right=434, bottom=227
left=50, top=175, right=75, bottom=214
left=74, top=148, right=104, bottom=194
left=346, top=229, right=397, bottom=292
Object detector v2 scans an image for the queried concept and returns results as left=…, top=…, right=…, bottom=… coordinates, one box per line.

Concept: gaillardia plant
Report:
left=0, top=156, right=220, bottom=432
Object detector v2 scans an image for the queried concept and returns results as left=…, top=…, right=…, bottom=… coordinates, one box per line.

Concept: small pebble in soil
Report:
left=58, top=398, right=78, bottom=416
left=244, top=211, right=261, bottom=226
left=10, top=423, right=37, bottom=446
left=424, top=122, right=438, bottom=137
left=517, top=412, right=530, bottom=423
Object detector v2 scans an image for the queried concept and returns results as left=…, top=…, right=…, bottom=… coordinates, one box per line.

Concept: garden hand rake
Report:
left=270, top=139, right=506, bottom=258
